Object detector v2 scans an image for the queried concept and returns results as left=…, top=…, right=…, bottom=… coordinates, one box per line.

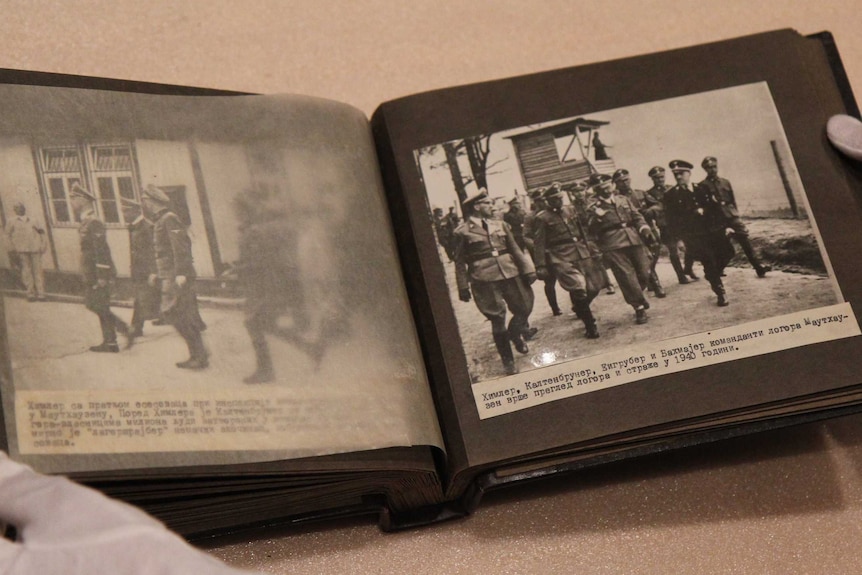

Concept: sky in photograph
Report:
left=417, top=82, right=804, bottom=216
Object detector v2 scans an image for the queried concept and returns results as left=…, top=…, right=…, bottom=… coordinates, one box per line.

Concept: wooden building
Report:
left=0, top=86, right=293, bottom=299
left=504, top=117, right=616, bottom=193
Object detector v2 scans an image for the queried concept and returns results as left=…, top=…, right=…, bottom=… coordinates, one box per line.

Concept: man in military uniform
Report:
left=586, top=173, right=656, bottom=325
left=441, top=207, right=459, bottom=261
left=121, top=198, right=160, bottom=346
left=503, top=197, right=527, bottom=251
left=663, top=160, right=736, bottom=306
left=568, top=181, right=616, bottom=296
left=5, top=202, right=47, bottom=301
left=141, top=184, right=208, bottom=369
left=523, top=187, right=564, bottom=316
left=69, top=183, right=130, bottom=352
left=612, top=169, right=666, bottom=298
left=698, top=156, right=771, bottom=277
left=643, top=166, right=693, bottom=284
left=533, top=185, right=602, bottom=338
left=453, top=188, right=536, bottom=375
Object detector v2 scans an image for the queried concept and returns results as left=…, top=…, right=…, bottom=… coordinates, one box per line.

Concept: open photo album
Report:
left=1, top=29, right=861, bottom=537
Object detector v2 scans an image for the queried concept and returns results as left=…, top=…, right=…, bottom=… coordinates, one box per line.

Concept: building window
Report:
left=38, top=143, right=139, bottom=227
left=40, top=147, right=84, bottom=224
left=88, top=144, right=138, bottom=225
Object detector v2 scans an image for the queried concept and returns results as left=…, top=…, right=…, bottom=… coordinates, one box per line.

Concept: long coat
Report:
left=128, top=217, right=157, bottom=282
left=663, top=183, right=734, bottom=264
left=79, top=212, right=116, bottom=286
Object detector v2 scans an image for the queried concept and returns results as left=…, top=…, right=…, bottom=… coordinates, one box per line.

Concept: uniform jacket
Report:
left=644, top=184, right=670, bottom=228
left=663, top=183, right=727, bottom=240
left=618, top=189, right=651, bottom=213
left=128, top=216, right=157, bottom=282
left=522, top=210, right=542, bottom=253
left=453, top=217, right=534, bottom=291
left=587, top=195, right=650, bottom=252
left=697, top=176, right=739, bottom=219
left=78, top=211, right=116, bottom=285
left=503, top=208, right=526, bottom=249
left=6, top=215, right=45, bottom=253
left=533, top=205, right=593, bottom=268
left=153, top=209, right=196, bottom=279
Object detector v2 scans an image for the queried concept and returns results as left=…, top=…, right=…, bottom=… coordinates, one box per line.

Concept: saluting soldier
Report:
left=663, top=160, right=735, bottom=306
left=121, top=197, right=160, bottom=346
left=698, top=156, right=771, bottom=277
left=454, top=188, right=536, bottom=376
left=141, top=184, right=209, bottom=369
left=69, top=183, right=130, bottom=352
left=586, top=173, right=657, bottom=325
left=533, top=185, right=601, bottom=338
left=643, top=166, right=693, bottom=284
left=613, top=169, right=666, bottom=298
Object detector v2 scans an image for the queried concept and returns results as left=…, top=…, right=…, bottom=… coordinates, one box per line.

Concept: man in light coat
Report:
left=5, top=202, right=47, bottom=301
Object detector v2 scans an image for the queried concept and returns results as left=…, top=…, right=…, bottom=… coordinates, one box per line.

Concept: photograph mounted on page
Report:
left=0, top=84, right=440, bottom=471
left=413, top=82, right=859, bottom=418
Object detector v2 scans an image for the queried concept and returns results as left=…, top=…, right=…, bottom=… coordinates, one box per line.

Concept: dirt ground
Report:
left=446, top=217, right=839, bottom=382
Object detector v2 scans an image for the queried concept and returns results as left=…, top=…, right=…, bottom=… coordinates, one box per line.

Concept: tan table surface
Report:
left=3, top=2, right=862, bottom=573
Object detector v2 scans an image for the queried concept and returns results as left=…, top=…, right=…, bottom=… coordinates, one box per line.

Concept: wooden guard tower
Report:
left=504, top=117, right=616, bottom=193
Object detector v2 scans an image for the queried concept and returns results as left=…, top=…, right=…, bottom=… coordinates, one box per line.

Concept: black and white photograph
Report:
left=0, top=83, right=441, bottom=471
left=415, top=82, right=850, bottom=388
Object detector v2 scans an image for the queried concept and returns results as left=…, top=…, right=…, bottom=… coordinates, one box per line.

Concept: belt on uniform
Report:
left=598, top=222, right=633, bottom=233
left=467, top=249, right=509, bottom=264
left=548, top=238, right=579, bottom=247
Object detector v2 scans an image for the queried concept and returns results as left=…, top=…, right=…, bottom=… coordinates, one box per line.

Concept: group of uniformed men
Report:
left=450, top=156, right=770, bottom=376
left=69, top=182, right=208, bottom=370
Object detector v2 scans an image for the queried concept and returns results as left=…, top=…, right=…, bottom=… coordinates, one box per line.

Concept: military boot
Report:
left=494, top=332, right=517, bottom=375
left=244, top=337, right=275, bottom=383
left=713, top=283, right=730, bottom=307
left=581, top=307, right=600, bottom=339
left=649, top=272, right=667, bottom=298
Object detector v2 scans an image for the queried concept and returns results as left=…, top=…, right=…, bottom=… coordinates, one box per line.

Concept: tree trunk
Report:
left=443, top=141, right=468, bottom=204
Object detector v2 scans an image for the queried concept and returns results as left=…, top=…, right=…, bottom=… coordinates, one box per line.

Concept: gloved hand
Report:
left=535, top=266, right=548, bottom=281
left=827, top=114, right=862, bottom=161
left=639, top=227, right=657, bottom=247
left=0, top=452, right=259, bottom=575
left=459, top=287, right=471, bottom=302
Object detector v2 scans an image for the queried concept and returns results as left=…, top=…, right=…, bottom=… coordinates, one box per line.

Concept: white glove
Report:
left=827, top=114, right=862, bottom=161
left=0, top=451, right=259, bottom=575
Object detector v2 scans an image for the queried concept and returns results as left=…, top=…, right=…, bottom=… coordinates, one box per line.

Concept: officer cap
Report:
left=141, top=184, right=171, bottom=205
left=648, top=166, right=665, bottom=178
left=508, top=197, right=521, bottom=206
left=69, top=182, right=97, bottom=202
left=701, top=156, right=718, bottom=168
left=120, top=196, right=141, bottom=208
left=586, top=173, right=613, bottom=188
left=543, top=185, right=564, bottom=200
left=569, top=181, right=587, bottom=192
left=529, top=187, right=545, bottom=199
left=462, top=188, right=490, bottom=209
left=669, top=159, right=693, bottom=173
left=612, top=169, right=630, bottom=182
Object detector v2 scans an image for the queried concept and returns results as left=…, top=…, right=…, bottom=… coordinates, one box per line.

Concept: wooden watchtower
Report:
left=504, top=117, right=616, bottom=193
